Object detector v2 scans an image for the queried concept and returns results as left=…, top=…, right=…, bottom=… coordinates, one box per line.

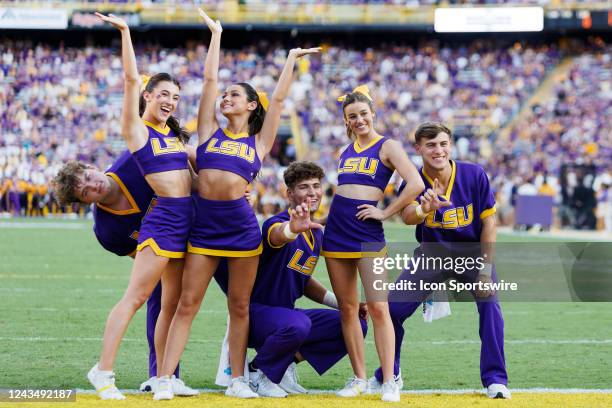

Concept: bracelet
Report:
left=283, top=222, right=299, bottom=240
left=322, top=291, right=339, bottom=309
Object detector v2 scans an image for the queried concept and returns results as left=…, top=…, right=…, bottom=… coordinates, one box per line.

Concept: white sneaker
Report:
left=171, top=375, right=199, bottom=396
left=336, top=377, right=368, bottom=397
left=381, top=380, right=400, bottom=402
left=153, top=375, right=173, bottom=400
left=140, top=376, right=157, bottom=392
left=487, top=383, right=511, bottom=399
left=225, top=376, right=259, bottom=398
left=87, top=363, right=126, bottom=400
left=279, top=363, right=307, bottom=394
left=249, top=369, right=287, bottom=398
left=367, top=373, right=404, bottom=394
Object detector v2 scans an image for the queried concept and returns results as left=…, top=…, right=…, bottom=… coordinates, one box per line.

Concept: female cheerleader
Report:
left=322, top=86, right=424, bottom=402
left=154, top=8, right=320, bottom=399
left=87, top=13, right=193, bottom=400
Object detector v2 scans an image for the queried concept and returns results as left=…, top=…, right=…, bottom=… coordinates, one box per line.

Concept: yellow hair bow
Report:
left=140, top=74, right=151, bottom=92
left=257, top=91, right=269, bottom=111
left=337, top=84, right=372, bottom=102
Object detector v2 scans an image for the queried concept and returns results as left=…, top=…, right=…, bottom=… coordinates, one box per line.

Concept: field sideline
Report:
left=1, top=219, right=611, bottom=407
left=9, top=392, right=612, bottom=408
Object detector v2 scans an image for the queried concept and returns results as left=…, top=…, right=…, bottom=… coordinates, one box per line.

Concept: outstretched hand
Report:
left=288, top=47, right=322, bottom=59
left=420, top=178, right=452, bottom=214
left=288, top=198, right=324, bottom=234
left=94, top=12, right=128, bottom=31
left=197, top=8, right=222, bottom=34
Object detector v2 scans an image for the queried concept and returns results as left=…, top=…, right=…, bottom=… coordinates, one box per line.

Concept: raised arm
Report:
left=94, top=13, right=147, bottom=152
left=257, top=47, right=321, bottom=159
left=196, top=8, right=222, bottom=144
left=357, top=140, right=425, bottom=221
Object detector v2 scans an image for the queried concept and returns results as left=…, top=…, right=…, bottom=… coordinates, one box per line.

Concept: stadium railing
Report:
left=1, top=1, right=610, bottom=26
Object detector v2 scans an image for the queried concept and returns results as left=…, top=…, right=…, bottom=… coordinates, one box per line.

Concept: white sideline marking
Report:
left=6, top=307, right=227, bottom=314
left=0, top=288, right=123, bottom=293
left=2, top=336, right=610, bottom=346
left=73, top=388, right=612, bottom=395
left=428, top=339, right=612, bottom=345
left=8, top=307, right=612, bottom=318
left=6, top=303, right=612, bottom=316
left=0, top=222, right=88, bottom=229
left=0, top=274, right=126, bottom=280
left=503, top=310, right=612, bottom=315
left=0, top=337, right=218, bottom=344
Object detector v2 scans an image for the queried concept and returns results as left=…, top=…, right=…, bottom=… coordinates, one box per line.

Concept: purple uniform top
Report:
left=251, top=210, right=323, bottom=308
left=337, top=136, right=393, bottom=193
left=197, top=128, right=261, bottom=183
left=213, top=210, right=323, bottom=309
left=401, top=160, right=496, bottom=243
left=132, top=120, right=189, bottom=176
left=93, top=150, right=156, bottom=256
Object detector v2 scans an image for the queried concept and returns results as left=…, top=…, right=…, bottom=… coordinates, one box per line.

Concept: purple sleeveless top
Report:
left=337, top=136, right=393, bottom=192
left=196, top=128, right=261, bottom=183
left=132, top=121, right=189, bottom=176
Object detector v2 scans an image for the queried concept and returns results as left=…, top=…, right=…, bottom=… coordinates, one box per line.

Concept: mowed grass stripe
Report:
left=2, top=220, right=611, bottom=391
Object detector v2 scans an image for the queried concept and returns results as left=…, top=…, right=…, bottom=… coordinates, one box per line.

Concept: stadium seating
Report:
left=0, top=38, right=609, bottom=226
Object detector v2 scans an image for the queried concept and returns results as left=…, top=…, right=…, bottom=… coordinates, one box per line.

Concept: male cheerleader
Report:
left=52, top=150, right=197, bottom=396
left=369, top=122, right=510, bottom=399
left=215, top=161, right=368, bottom=397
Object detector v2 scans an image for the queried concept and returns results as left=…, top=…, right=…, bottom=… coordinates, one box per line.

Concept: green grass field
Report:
left=1, top=220, right=611, bottom=393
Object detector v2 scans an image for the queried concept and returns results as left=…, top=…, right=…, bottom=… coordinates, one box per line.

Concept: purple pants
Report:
left=249, top=303, right=368, bottom=384
left=374, top=268, right=507, bottom=387
left=146, top=282, right=179, bottom=378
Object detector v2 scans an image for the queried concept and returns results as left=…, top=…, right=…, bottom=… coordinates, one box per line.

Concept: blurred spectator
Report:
left=1, top=37, right=609, bottom=232
left=517, top=177, right=537, bottom=196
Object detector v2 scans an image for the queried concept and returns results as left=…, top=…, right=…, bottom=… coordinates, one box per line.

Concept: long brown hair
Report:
left=237, top=82, right=266, bottom=136
left=341, top=91, right=375, bottom=141
left=139, top=73, right=190, bottom=144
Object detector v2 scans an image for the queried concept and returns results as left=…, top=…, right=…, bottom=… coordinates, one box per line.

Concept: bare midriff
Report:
left=144, top=169, right=192, bottom=198
left=336, top=184, right=384, bottom=202
left=198, top=169, right=249, bottom=200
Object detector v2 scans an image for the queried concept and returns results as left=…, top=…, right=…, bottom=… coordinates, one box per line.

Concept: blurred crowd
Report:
left=490, top=48, right=611, bottom=230
left=0, top=37, right=609, bottom=230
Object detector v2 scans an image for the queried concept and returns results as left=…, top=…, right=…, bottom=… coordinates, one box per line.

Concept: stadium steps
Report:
left=497, top=56, right=575, bottom=141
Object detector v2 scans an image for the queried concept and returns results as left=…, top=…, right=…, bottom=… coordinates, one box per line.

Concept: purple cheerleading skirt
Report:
left=321, top=194, right=386, bottom=258
left=136, top=196, right=192, bottom=258
left=188, top=195, right=262, bottom=257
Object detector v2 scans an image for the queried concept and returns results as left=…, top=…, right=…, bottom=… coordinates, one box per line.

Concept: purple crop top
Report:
left=132, top=121, right=189, bottom=176
left=196, top=128, right=261, bottom=183
left=337, top=136, right=394, bottom=192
